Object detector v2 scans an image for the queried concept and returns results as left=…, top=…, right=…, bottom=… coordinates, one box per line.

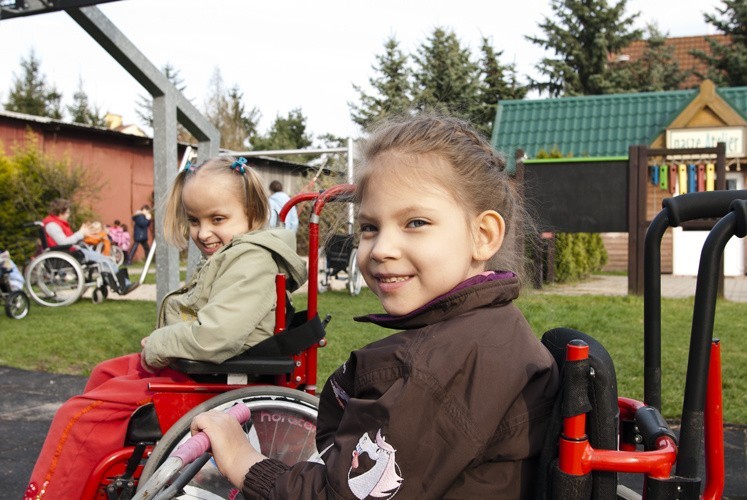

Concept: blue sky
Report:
left=0, top=0, right=720, bottom=139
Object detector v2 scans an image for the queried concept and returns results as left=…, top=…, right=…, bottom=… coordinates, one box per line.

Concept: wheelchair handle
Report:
left=662, top=189, right=747, bottom=227
left=171, top=404, right=251, bottom=464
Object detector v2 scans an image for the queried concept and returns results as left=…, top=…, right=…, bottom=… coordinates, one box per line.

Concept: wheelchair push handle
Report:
left=133, top=404, right=250, bottom=500
left=171, top=404, right=251, bottom=464
left=662, top=189, right=747, bottom=226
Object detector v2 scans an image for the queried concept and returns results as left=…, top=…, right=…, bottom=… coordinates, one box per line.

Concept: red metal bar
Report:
left=558, top=341, right=590, bottom=475
left=703, top=339, right=725, bottom=500
left=275, top=274, right=286, bottom=333
left=279, top=191, right=320, bottom=224
left=308, top=184, right=356, bottom=318
left=304, top=184, right=356, bottom=395
left=587, top=436, right=677, bottom=478
left=148, top=383, right=248, bottom=393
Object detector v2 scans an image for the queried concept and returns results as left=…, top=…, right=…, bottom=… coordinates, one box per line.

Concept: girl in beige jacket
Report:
left=25, top=156, right=307, bottom=500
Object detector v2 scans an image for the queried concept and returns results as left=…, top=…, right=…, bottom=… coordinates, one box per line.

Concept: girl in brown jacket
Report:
left=193, top=112, right=560, bottom=499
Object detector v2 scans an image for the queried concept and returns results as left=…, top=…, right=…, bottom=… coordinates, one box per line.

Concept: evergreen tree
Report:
left=472, top=37, right=527, bottom=137
left=526, top=0, right=642, bottom=96
left=693, top=0, right=747, bottom=87
left=349, top=36, right=413, bottom=129
left=67, top=76, right=106, bottom=126
left=135, top=63, right=194, bottom=141
left=221, top=86, right=260, bottom=151
left=4, top=49, right=63, bottom=119
left=610, top=24, right=691, bottom=92
left=250, top=108, right=314, bottom=163
left=412, top=27, right=480, bottom=116
left=204, top=67, right=260, bottom=150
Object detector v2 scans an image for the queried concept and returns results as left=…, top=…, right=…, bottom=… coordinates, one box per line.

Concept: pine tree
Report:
left=4, top=49, right=63, bottom=119
left=67, top=76, right=106, bottom=126
left=204, top=67, right=260, bottom=150
left=472, top=37, right=527, bottom=137
left=412, top=27, right=480, bottom=116
left=221, top=86, right=260, bottom=151
left=349, top=36, right=413, bottom=129
left=693, top=0, right=747, bottom=87
left=526, top=0, right=642, bottom=96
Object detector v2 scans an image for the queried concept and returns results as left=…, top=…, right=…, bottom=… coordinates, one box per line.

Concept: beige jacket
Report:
left=143, top=229, right=307, bottom=368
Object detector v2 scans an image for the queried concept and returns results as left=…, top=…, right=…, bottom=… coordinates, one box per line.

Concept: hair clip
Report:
left=182, top=160, right=196, bottom=173
left=230, top=157, right=247, bottom=174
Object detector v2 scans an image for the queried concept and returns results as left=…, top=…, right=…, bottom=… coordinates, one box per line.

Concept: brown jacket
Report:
left=244, top=273, right=559, bottom=499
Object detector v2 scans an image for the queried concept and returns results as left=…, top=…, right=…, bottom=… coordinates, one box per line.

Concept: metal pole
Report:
left=230, top=147, right=348, bottom=157
left=347, top=138, right=355, bottom=234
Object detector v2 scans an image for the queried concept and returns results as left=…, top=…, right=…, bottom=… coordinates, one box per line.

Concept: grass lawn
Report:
left=1, top=287, right=745, bottom=424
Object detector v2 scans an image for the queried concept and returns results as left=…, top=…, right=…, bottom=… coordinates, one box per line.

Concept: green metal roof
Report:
left=490, top=86, right=747, bottom=172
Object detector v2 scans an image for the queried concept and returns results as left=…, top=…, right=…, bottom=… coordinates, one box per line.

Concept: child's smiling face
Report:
left=356, top=155, right=488, bottom=316
left=182, top=173, right=250, bottom=257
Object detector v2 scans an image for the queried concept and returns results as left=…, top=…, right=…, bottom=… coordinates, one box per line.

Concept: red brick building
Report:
left=0, top=110, right=314, bottom=227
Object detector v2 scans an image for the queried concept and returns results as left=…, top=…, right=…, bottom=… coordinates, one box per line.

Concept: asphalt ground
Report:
left=2, top=275, right=746, bottom=498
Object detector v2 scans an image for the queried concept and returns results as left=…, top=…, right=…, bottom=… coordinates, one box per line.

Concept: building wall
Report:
left=0, top=116, right=318, bottom=235
left=0, top=118, right=158, bottom=226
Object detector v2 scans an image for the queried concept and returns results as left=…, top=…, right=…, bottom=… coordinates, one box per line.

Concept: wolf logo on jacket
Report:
left=348, top=430, right=403, bottom=499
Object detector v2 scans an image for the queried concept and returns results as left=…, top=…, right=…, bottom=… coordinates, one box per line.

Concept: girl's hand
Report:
left=139, top=339, right=156, bottom=373
left=139, top=352, right=156, bottom=374
left=191, top=411, right=266, bottom=489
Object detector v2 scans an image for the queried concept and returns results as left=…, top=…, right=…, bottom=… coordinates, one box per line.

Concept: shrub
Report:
left=552, top=232, right=608, bottom=283
left=0, top=131, right=104, bottom=263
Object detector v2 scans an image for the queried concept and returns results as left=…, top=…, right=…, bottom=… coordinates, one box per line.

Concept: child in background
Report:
left=192, top=113, right=560, bottom=499
left=0, top=250, right=24, bottom=291
left=108, top=220, right=132, bottom=253
left=25, top=156, right=308, bottom=499
left=83, top=220, right=112, bottom=255
left=119, top=223, right=132, bottom=251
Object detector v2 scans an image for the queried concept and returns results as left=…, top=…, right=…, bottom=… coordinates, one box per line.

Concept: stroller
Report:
left=0, top=251, right=30, bottom=319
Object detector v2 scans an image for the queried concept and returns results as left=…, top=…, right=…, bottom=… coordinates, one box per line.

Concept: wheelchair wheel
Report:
left=138, top=386, right=319, bottom=498
left=24, top=252, right=85, bottom=307
left=92, top=287, right=106, bottom=304
left=110, top=245, right=126, bottom=266
left=347, top=248, right=363, bottom=296
left=5, top=291, right=30, bottom=319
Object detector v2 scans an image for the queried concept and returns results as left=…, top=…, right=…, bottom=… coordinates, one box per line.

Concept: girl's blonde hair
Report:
left=355, top=111, right=534, bottom=281
left=163, top=155, right=269, bottom=249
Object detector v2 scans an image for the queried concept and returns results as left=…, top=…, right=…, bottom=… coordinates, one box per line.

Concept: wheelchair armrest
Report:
left=169, top=311, right=326, bottom=376
left=170, top=356, right=296, bottom=376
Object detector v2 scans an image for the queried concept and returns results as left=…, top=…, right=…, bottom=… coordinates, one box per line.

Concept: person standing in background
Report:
left=268, top=180, right=298, bottom=232
left=126, top=204, right=152, bottom=265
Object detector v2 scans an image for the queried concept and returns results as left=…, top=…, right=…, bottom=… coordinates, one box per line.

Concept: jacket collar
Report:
left=355, top=271, right=520, bottom=330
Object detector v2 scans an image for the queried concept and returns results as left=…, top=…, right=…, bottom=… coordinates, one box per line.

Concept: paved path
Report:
left=534, top=274, right=747, bottom=302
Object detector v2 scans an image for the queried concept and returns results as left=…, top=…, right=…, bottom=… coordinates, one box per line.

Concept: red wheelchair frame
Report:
left=79, top=184, right=356, bottom=499
left=543, top=190, right=746, bottom=499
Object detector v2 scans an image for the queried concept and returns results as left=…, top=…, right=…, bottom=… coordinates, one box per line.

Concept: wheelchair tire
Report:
left=25, top=252, right=85, bottom=307
left=347, top=248, right=363, bottom=296
left=138, top=386, right=319, bottom=498
left=110, top=245, right=126, bottom=267
left=92, top=287, right=106, bottom=304
left=5, top=291, right=29, bottom=319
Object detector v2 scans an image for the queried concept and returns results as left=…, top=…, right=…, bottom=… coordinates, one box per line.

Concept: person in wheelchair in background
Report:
left=42, top=198, right=137, bottom=295
left=24, top=157, right=308, bottom=500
